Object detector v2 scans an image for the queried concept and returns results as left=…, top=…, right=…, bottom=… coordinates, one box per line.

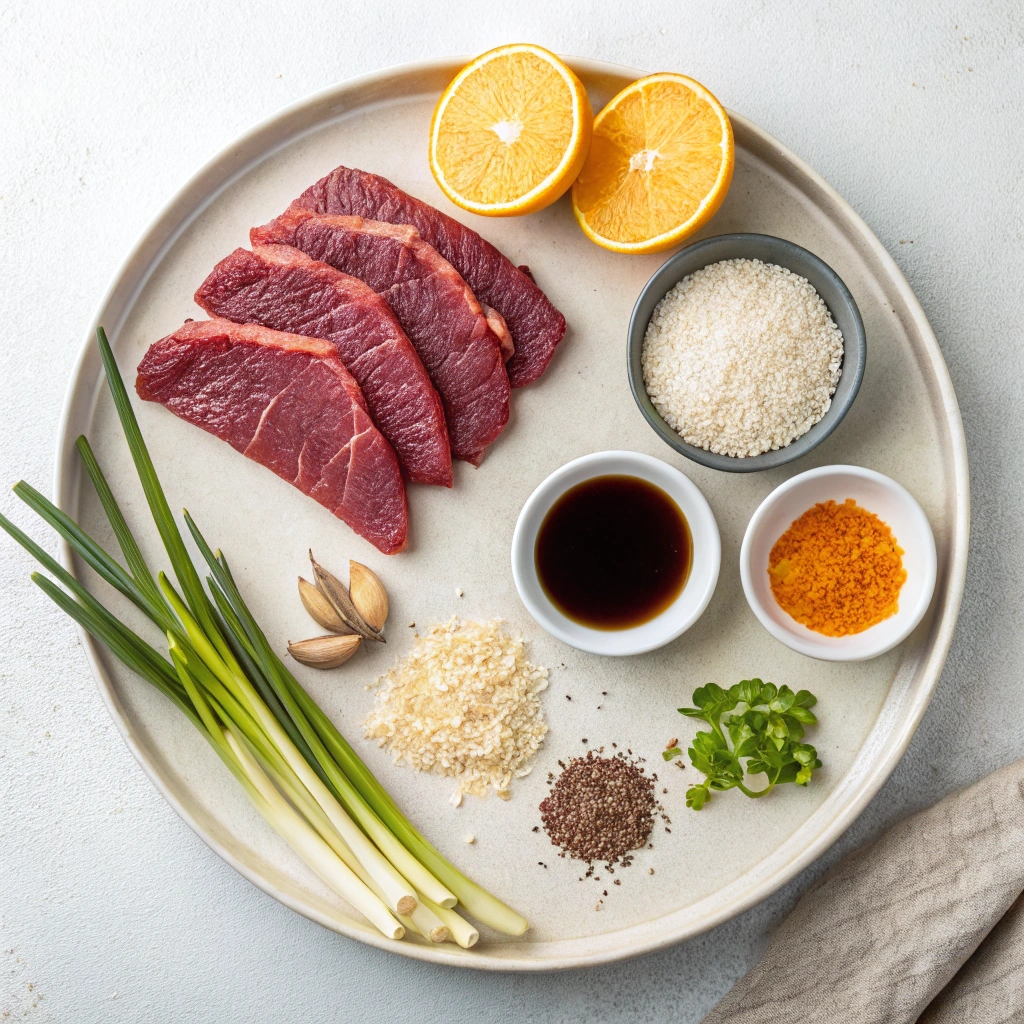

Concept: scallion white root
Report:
left=350, top=811, right=456, bottom=909
left=225, top=731, right=403, bottom=940
left=419, top=893, right=480, bottom=948
left=407, top=899, right=450, bottom=943
left=245, top=699, right=418, bottom=914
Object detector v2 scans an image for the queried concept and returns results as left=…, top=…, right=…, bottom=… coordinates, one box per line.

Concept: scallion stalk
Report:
left=223, top=730, right=404, bottom=940
left=419, top=894, right=480, bottom=949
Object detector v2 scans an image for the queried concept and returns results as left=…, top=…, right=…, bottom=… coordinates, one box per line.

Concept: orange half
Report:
left=429, top=44, right=593, bottom=217
left=572, top=73, right=734, bottom=253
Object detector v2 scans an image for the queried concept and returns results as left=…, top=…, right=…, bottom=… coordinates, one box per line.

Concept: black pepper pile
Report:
left=539, top=751, right=658, bottom=867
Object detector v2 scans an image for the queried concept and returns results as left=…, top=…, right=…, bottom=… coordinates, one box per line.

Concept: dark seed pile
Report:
left=539, top=751, right=658, bottom=867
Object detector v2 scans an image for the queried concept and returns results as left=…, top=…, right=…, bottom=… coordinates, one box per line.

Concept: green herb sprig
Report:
left=675, top=680, right=822, bottom=810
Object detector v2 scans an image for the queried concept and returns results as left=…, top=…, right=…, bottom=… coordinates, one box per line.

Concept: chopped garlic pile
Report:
left=364, top=618, right=549, bottom=798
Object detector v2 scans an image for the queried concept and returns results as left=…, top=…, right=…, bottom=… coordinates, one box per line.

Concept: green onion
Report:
left=420, top=893, right=480, bottom=948
left=223, top=728, right=405, bottom=939
left=1, top=326, right=526, bottom=943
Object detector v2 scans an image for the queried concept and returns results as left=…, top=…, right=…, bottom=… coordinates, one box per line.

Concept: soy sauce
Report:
left=535, top=475, right=691, bottom=631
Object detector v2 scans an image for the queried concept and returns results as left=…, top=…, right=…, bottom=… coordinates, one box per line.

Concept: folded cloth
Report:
left=917, top=894, right=1024, bottom=1023
left=702, top=759, right=1024, bottom=1024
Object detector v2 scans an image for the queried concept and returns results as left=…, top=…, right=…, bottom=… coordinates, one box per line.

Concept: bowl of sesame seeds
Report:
left=627, top=233, right=866, bottom=472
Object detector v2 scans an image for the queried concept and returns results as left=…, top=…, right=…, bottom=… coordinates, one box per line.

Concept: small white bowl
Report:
left=740, top=465, right=937, bottom=661
left=511, top=451, right=721, bottom=656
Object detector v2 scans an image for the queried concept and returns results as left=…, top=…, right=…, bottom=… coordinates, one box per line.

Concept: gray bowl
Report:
left=627, top=233, right=866, bottom=473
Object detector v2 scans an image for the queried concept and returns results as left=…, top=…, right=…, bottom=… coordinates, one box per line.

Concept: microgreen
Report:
left=678, top=680, right=822, bottom=810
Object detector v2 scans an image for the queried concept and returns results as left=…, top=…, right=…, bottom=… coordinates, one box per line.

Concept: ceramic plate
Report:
left=54, top=57, right=969, bottom=969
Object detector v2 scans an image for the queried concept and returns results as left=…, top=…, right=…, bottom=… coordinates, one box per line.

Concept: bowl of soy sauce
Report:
left=511, top=451, right=721, bottom=656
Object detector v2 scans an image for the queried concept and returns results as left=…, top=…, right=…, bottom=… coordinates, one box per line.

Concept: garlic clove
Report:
left=288, top=633, right=362, bottom=669
left=309, top=551, right=383, bottom=642
left=349, top=560, right=389, bottom=632
left=298, top=576, right=348, bottom=633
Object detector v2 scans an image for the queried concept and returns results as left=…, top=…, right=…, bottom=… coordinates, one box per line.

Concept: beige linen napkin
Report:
left=703, top=759, right=1024, bottom=1023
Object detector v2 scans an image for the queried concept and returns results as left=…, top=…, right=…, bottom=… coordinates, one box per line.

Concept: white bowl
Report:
left=511, top=451, right=721, bottom=656
left=740, top=465, right=937, bottom=661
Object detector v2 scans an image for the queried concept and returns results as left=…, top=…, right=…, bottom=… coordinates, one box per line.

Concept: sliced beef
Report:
left=194, top=244, right=452, bottom=488
left=136, top=319, right=407, bottom=554
left=480, top=303, right=514, bottom=362
left=252, top=210, right=510, bottom=466
left=287, top=165, right=567, bottom=388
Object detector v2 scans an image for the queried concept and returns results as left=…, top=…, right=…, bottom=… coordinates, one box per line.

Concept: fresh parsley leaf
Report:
left=687, top=731, right=743, bottom=793
left=731, top=678, right=765, bottom=706
left=686, top=683, right=739, bottom=720
left=678, top=680, right=823, bottom=810
left=787, top=706, right=818, bottom=724
left=686, top=782, right=711, bottom=810
left=769, top=685, right=796, bottom=713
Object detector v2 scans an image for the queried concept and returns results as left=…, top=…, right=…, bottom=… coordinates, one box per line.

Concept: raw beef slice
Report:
left=252, top=210, right=510, bottom=465
left=288, top=165, right=567, bottom=388
left=136, top=318, right=408, bottom=554
left=195, top=244, right=452, bottom=487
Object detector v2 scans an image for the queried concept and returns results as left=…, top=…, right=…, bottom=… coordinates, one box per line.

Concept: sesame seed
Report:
left=642, top=258, right=844, bottom=458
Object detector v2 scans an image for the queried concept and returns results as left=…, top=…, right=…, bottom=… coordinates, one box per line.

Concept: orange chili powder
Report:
left=768, top=498, right=907, bottom=637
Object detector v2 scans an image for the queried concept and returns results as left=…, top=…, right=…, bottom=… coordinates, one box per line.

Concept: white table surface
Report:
left=2, top=0, right=1022, bottom=1018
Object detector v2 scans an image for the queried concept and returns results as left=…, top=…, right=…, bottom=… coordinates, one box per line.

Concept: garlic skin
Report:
left=288, top=634, right=362, bottom=669
left=349, top=560, right=389, bottom=632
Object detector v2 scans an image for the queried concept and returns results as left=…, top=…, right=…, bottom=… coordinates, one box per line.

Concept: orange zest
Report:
left=429, top=44, right=593, bottom=217
left=768, top=499, right=907, bottom=637
left=572, top=73, right=734, bottom=253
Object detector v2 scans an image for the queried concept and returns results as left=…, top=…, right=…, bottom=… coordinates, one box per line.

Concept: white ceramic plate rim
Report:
left=739, top=465, right=938, bottom=661
left=53, top=56, right=970, bottom=971
left=510, top=451, right=721, bottom=655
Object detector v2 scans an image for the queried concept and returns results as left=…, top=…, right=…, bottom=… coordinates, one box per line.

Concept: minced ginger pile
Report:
left=768, top=498, right=907, bottom=637
left=363, top=618, right=549, bottom=799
